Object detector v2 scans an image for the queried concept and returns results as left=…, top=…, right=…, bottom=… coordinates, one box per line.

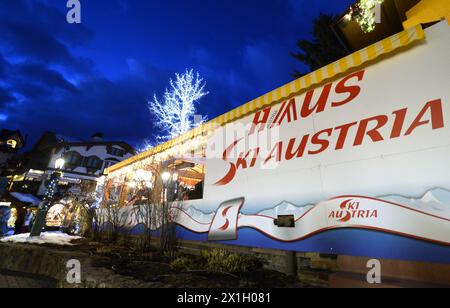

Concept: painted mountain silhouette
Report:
left=382, top=188, right=450, bottom=219
left=257, top=201, right=314, bottom=220
left=184, top=206, right=215, bottom=223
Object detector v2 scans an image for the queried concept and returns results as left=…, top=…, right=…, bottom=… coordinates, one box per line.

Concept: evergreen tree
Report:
left=291, top=14, right=349, bottom=78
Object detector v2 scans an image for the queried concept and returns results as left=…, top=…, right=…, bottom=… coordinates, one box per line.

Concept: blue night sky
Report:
left=0, top=0, right=354, bottom=148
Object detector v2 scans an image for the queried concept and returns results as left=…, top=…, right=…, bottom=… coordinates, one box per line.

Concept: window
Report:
left=85, top=156, right=102, bottom=169
left=7, top=139, right=17, bottom=149
left=64, top=151, right=82, bottom=167
left=108, top=146, right=125, bottom=157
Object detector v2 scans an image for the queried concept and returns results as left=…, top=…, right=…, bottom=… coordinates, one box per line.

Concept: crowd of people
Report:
left=0, top=206, right=34, bottom=237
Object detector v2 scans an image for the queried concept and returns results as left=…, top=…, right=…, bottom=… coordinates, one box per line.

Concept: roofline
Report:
left=56, top=141, right=136, bottom=154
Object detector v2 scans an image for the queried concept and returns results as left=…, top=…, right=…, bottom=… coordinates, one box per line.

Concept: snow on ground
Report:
left=0, top=232, right=82, bottom=246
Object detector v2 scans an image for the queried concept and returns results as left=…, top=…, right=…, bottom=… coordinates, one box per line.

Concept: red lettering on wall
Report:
left=214, top=96, right=445, bottom=186
left=390, top=108, right=408, bottom=139
left=236, top=151, right=251, bottom=170
left=405, top=99, right=444, bottom=136
left=286, top=134, right=309, bottom=160
left=332, top=70, right=365, bottom=107
left=354, top=115, right=388, bottom=146
left=264, top=141, right=283, bottom=164
left=300, top=83, right=333, bottom=118
left=214, top=139, right=242, bottom=186
left=249, top=107, right=271, bottom=136
left=335, top=122, right=357, bottom=150
left=271, top=98, right=298, bottom=128
left=308, top=128, right=333, bottom=155
left=250, top=148, right=260, bottom=168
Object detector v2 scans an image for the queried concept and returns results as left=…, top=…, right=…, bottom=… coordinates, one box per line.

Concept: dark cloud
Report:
left=0, top=54, right=7, bottom=78
left=0, top=0, right=93, bottom=73
left=0, top=20, right=93, bottom=74
left=12, top=62, right=79, bottom=95
left=0, top=87, right=16, bottom=109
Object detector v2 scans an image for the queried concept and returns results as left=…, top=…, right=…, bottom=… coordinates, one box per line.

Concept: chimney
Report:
left=91, top=132, right=104, bottom=141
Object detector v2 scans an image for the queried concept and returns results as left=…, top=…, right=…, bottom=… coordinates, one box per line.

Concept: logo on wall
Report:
left=328, top=199, right=378, bottom=222
left=208, top=197, right=244, bottom=241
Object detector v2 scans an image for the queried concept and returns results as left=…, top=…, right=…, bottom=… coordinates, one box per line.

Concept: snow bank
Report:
left=0, top=232, right=82, bottom=246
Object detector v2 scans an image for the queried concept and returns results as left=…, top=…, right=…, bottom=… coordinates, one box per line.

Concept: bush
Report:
left=202, top=249, right=262, bottom=274
left=96, top=246, right=114, bottom=255
left=170, top=256, right=197, bottom=271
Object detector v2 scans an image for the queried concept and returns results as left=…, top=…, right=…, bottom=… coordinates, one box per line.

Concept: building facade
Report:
left=8, top=132, right=135, bottom=196
left=0, top=129, right=25, bottom=171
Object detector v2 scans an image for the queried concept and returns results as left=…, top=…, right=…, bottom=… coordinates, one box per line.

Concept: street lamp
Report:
left=160, top=171, right=171, bottom=205
left=161, top=171, right=171, bottom=184
left=30, top=156, right=65, bottom=237
left=159, top=170, right=173, bottom=252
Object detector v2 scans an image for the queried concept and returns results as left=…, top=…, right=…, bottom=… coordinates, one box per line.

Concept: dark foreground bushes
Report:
left=170, top=248, right=262, bottom=275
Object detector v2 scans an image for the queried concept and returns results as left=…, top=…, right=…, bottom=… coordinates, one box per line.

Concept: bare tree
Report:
left=148, top=69, right=208, bottom=143
left=126, top=162, right=159, bottom=252
left=126, top=160, right=180, bottom=254
left=102, top=179, right=128, bottom=243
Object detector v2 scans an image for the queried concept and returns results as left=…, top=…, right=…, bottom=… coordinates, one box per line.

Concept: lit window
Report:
left=7, top=139, right=17, bottom=149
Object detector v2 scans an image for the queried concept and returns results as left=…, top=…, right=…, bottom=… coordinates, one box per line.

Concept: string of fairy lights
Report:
left=41, top=172, right=62, bottom=210
left=344, top=0, right=385, bottom=33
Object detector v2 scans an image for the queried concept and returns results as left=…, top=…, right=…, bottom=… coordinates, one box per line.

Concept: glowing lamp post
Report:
left=161, top=171, right=171, bottom=207
left=55, top=157, right=65, bottom=170
left=159, top=170, right=172, bottom=251
left=161, top=171, right=171, bottom=184
left=30, top=157, right=65, bottom=237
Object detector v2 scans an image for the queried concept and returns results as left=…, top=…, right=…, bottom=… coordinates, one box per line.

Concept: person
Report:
left=188, top=181, right=203, bottom=200
left=0, top=206, right=9, bottom=236
left=166, top=179, right=180, bottom=202
left=21, top=208, right=34, bottom=234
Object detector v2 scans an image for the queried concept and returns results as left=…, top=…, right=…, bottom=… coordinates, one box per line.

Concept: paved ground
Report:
left=0, top=270, right=56, bottom=288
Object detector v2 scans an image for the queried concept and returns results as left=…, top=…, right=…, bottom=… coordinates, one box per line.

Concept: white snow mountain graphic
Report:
left=382, top=188, right=450, bottom=220
left=183, top=206, right=215, bottom=224
left=180, top=188, right=450, bottom=223
left=256, top=201, right=314, bottom=220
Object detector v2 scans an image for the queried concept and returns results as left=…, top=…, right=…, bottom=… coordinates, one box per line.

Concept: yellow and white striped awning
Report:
left=106, top=24, right=425, bottom=174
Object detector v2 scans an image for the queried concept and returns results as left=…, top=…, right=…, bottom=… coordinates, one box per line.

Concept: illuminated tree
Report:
left=137, top=139, right=155, bottom=154
left=352, top=0, right=384, bottom=33
left=148, top=69, right=208, bottom=143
